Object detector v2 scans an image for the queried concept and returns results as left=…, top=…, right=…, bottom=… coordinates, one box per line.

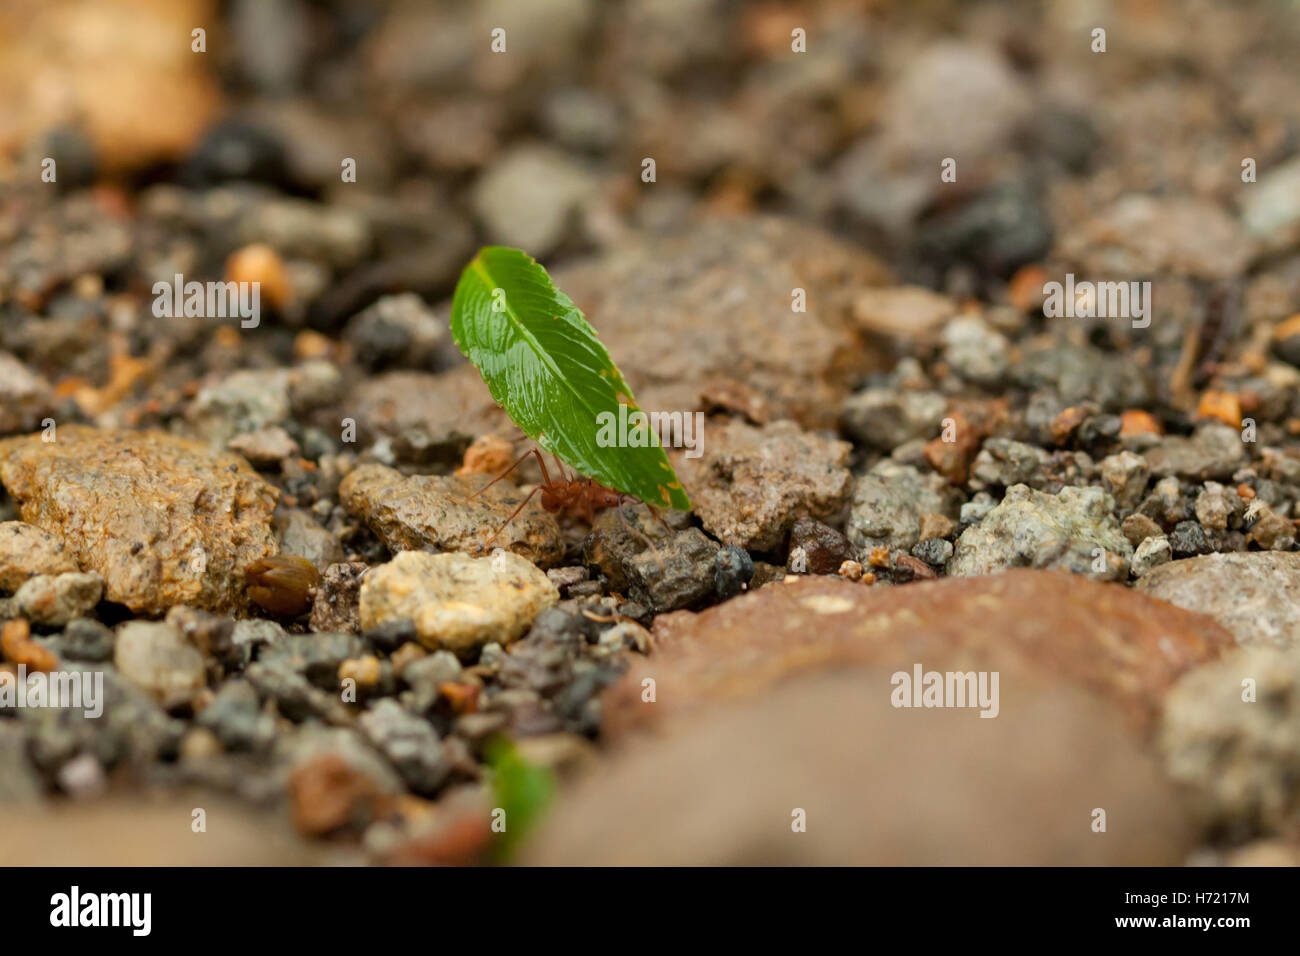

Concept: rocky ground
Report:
left=3, top=0, right=1300, bottom=865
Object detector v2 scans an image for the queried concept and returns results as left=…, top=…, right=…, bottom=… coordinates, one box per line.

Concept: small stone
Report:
left=344, top=293, right=447, bottom=370
left=472, top=143, right=599, bottom=257
left=837, top=560, right=864, bottom=581
left=114, top=621, right=207, bottom=710
left=228, top=426, right=300, bottom=466
left=949, top=484, right=1132, bottom=579
left=389, top=642, right=426, bottom=678
left=57, top=618, right=115, bottom=662
left=911, top=537, right=953, bottom=568
left=360, top=551, right=558, bottom=656
left=1194, top=482, right=1243, bottom=531
left=1142, top=424, right=1246, bottom=481
left=1137, top=552, right=1300, bottom=647
left=1245, top=500, right=1296, bottom=551
left=917, top=512, right=957, bottom=542
left=401, top=651, right=463, bottom=712
left=339, top=656, right=383, bottom=689
left=13, top=572, right=103, bottom=626
left=0, top=521, right=77, bottom=592
left=0, top=352, right=56, bottom=437
left=942, top=316, right=1010, bottom=386
left=787, top=516, right=855, bottom=575
left=1197, top=391, right=1243, bottom=428
left=840, top=388, right=946, bottom=450
left=678, top=420, right=852, bottom=552
left=309, top=562, right=368, bottom=634
left=1168, top=520, right=1213, bottom=557
left=714, top=545, right=755, bottom=600
left=969, top=438, right=1049, bottom=489
left=340, top=464, right=563, bottom=568
left=848, top=460, right=963, bottom=554
left=358, top=699, right=449, bottom=795
left=197, top=679, right=276, bottom=752
left=1099, top=451, right=1151, bottom=510
left=546, top=566, right=589, bottom=595
left=1122, top=513, right=1163, bottom=547
left=1130, top=535, right=1172, bottom=578
left=1121, top=410, right=1164, bottom=437
left=1, top=619, right=59, bottom=672
left=851, top=286, right=957, bottom=341
left=625, top=528, right=720, bottom=612
left=224, top=242, right=292, bottom=311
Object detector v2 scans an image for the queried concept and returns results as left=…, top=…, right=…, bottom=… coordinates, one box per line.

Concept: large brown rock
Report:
left=607, top=571, right=1232, bottom=739
left=523, top=669, right=1194, bottom=865
left=0, top=427, right=279, bottom=615
left=551, top=216, right=892, bottom=430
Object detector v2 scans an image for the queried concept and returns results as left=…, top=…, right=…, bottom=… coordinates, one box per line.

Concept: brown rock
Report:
left=524, top=669, right=1193, bottom=865
left=339, top=463, right=563, bottom=568
left=552, top=217, right=892, bottom=431
left=0, top=521, right=78, bottom=591
left=351, top=366, right=507, bottom=463
left=677, top=419, right=852, bottom=551
left=0, top=352, right=55, bottom=437
left=852, top=285, right=958, bottom=342
left=309, top=561, right=368, bottom=634
left=0, top=426, right=279, bottom=615
left=606, top=571, right=1231, bottom=740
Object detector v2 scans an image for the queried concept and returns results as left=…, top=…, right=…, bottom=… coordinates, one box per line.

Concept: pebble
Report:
left=0, top=427, right=279, bottom=615
left=1130, top=535, right=1172, bottom=577
left=713, top=546, right=755, bottom=599
left=357, top=699, right=450, bottom=796
left=471, top=144, right=600, bottom=257
left=851, top=286, right=958, bottom=343
left=275, top=509, right=344, bottom=570
left=197, top=679, right=276, bottom=752
left=840, top=388, right=946, bottom=450
left=308, top=562, right=368, bottom=634
left=942, top=316, right=1010, bottom=386
left=678, top=420, right=852, bottom=552
left=228, top=427, right=300, bottom=466
left=0, top=521, right=78, bottom=592
left=949, top=484, right=1131, bottom=579
left=360, top=551, right=559, bottom=657
left=0, top=352, right=56, bottom=437
left=340, top=464, right=563, bottom=568
left=1137, top=552, right=1300, bottom=648
left=969, top=438, right=1049, bottom=490
left=114, top=621, right=207, bottom=710
left=624, top=528, right=719, bottom=612
left=1098, top=451, right=1151, bottom=510
left=400, top=651, right=464, bottom=713
left=1142, top=424, right=1247, bottom=481
left=1241, top=156, right=1300, bottom=248
left=846, top=460, right=962, bottom=554
left=13, top=572, right=103, bottom=627
left=1160, top=646, right=1300, bottom=836
left=787, top=516, right=855, bottom=575
left=55, top=618, right=116, bottom=662
left=343, top=293, right=448, bottom=371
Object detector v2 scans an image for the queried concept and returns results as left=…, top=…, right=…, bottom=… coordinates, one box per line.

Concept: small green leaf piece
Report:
left=450, top=246, right=692, bottom=510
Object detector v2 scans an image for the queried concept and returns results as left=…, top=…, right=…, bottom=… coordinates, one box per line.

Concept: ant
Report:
left=458, top=448, right=670, bottom=553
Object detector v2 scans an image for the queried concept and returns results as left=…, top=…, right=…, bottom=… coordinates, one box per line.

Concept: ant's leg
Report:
left=643, top=503, right=673, bottom=534
left=454, top=448, right=552, bottom=504
left=478, top=484, right=544, bottom=552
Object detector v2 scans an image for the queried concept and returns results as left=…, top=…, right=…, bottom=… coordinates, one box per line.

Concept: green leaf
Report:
left=450, top=246, right=692, bottom=510
left=485, top=738, right=555, bottom=862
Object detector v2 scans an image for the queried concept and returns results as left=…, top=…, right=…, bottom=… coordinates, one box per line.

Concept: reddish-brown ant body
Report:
left=460, top=448, right=667, bottom=551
